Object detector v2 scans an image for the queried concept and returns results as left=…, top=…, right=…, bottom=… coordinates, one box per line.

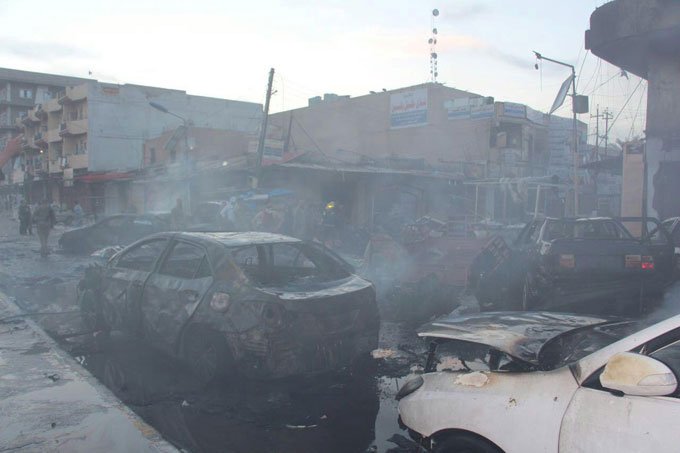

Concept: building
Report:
left=135, top=126, right=254, bottom=212
left=587, top=0, right=680, bottom=219
left=0, top=68, right=90, bottom=193
left=15, top=80, right=262, bottom=213
left=263, top=83, right=582, bottom=227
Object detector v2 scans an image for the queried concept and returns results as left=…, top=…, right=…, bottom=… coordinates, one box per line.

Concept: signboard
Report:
left=502, top=102, right=526, bottom=118
left=471, top=104, right=494, bottom=120
left=446, top=97, right=495, bottom=121
left=550, top=75, right=573, bottom=114
left=390, top=88, right=428, bottom=128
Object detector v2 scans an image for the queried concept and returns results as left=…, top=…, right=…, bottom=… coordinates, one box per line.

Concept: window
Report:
left=650, top=340, right=680, bottom=397
left=272, top=243, right=315, bottom=269
left=159, top=242, right=211, bottom=279
left=230, top=245, right=261, bottom=279
left=19, top=89, right=33, bottom=99
left=116, top=239, right=167, bottom=272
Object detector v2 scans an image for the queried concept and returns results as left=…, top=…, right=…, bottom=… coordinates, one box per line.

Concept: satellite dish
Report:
left=550, top=74, right=574, bottom=115
left=432, top=8, right=439, bottom=16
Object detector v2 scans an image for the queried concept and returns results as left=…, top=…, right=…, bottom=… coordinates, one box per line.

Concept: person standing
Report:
left=73, top=200, right=84, bottom=227
left=18, top=200, right=32, bottom=235
left=33, top=199, right=56, bottom=257
left=171, top=198, right=185, bottom=229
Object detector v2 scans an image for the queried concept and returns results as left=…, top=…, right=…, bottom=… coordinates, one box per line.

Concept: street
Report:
left=0, top=215, right=425, bottom=453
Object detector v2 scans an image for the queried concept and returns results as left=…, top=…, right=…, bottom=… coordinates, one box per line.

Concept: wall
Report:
left=269, top=83, right=491, bottom=169
left=87, top=83, right=262, bottom=172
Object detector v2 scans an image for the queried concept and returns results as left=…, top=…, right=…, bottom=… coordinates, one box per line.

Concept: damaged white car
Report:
left=397, top=311, right=680, bottom=453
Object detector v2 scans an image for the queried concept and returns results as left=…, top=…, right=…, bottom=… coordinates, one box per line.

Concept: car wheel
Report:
left=182, top=330, right=234, bottom=385
left=433, top=433, right=502, bottom=453
left=78, top=288, right=108, bottom=332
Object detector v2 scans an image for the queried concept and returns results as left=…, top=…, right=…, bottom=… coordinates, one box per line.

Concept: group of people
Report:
left=16, top=199, right=85, bottom=257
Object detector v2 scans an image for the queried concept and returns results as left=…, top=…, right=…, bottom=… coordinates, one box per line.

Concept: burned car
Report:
left=398, top=311, right=680, bottom=453
left=78, top=232, right=379, bottom=382
left=59, top=214, right=170, bottom=254
left=470, top=217, right=676, bottom=314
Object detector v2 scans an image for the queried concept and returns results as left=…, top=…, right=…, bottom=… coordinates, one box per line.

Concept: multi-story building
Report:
left=264, top=83, right=584, bottom=225
left=0, top=68, right=89, bottom=189
left=18, top=81, right=262, bottom=213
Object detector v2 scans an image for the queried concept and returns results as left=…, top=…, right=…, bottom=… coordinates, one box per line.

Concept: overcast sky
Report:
left=0, top=0, right=647, bottom=144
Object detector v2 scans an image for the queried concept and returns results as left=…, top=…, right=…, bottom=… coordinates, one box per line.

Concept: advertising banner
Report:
left=390, top=88, right=428, bottom=128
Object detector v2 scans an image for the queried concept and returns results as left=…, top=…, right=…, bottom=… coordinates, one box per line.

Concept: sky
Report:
left=0, top=0, right=647, bottom=145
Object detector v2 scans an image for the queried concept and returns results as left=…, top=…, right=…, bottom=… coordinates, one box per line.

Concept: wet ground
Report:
left=0, top=215, right=427, bottom=453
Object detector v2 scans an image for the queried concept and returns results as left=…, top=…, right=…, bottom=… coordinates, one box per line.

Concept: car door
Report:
left=101, top=238, right=169, bottom=332
left=559, top=337, right=680, bottom=452
left=141, top=240, right=214, bottom=353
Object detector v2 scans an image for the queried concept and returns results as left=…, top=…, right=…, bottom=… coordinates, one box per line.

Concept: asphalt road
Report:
left=0, top=213, right=427, bottom=453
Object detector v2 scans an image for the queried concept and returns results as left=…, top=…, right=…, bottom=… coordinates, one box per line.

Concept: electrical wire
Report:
left=607, top=78, right=644, bottom=137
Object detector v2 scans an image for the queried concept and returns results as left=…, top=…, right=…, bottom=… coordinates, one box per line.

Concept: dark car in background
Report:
left=78, top=232, right=379, bottom=383
left=59, top=214, right=170, bottom=254
left=470, top=217, right=676, bottom=314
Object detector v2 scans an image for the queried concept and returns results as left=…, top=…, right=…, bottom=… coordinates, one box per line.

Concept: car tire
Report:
left=433, top=433, right=501, bottom=453
left=182, top=329, right=234, bottom=385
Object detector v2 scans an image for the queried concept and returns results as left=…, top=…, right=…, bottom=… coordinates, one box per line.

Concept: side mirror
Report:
left=600, top=352, right=677, bottom=397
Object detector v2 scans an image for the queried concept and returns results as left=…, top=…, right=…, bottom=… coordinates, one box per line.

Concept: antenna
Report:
left=429, top=8, right=439, bottom=83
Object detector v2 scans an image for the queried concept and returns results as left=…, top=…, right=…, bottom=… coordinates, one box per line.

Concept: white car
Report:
left=397, top=311, right=680, bottom=453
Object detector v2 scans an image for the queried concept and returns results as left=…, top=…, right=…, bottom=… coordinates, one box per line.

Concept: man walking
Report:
left=18, top=199, right=32, bottom=235
left=33, top=199, right=56, bottom=257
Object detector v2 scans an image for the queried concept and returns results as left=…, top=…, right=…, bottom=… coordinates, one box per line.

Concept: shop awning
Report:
left=75, top=171, right=136, bottom=183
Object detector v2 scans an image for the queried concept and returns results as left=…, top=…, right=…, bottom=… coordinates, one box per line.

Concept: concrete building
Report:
left=16, top=81, right=262, bottom=213
left=135, top=126, right=254, bottom=212
left=264, top=83, right=583, bottom=226
left=0, top=68, right=90, bottom=188
left=587, top=0, right=680, bottom=219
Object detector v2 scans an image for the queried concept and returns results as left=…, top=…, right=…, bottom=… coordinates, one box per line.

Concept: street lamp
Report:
left=533, top=51, right=585, bottom=217
left=148, top=101, right=192, bottom=209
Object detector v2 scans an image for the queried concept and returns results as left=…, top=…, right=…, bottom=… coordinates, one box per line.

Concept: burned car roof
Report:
left=418, top=311, right=618, bottom=366
left=175, top=231, right=301, bottom=247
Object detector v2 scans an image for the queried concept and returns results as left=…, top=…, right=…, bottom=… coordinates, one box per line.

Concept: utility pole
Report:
left=533, top=51, right=581, bottom=216
left=591, top=105, right=600, bottom=157
left=254, top=68, right=275, bottom=188
left=602, top=108, right=613, bottom=156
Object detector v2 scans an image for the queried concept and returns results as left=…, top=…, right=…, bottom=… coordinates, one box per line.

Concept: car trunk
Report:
left=252, top=276, right=379, bottom=375
left=546, top=239, right=649, bottom=278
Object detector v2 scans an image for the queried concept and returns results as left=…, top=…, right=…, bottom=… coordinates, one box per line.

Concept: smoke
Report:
left=645, top=281, right=680, bottom=322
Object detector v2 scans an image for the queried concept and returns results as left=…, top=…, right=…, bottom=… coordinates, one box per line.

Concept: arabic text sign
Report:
left=390, top=88, right=428, bottom=128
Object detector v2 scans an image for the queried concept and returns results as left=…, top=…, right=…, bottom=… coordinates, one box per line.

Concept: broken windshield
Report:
left=228, top=242, right=351, bottom=288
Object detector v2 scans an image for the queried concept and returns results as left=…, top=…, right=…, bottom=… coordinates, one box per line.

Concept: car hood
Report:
left=418, top=311, right=617, bottom=366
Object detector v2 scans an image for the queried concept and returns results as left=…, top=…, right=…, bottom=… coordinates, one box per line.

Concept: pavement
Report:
left=0, top=291, right=179, bottom=452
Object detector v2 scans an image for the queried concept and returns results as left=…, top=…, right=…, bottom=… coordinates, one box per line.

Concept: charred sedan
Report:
left=470, top=217, right=676, bottom=313
left=78, top=232, right=379, bottom=382
left=398, top=311, right=680, bottom=452
left=59, top=214, right=170, bottom=254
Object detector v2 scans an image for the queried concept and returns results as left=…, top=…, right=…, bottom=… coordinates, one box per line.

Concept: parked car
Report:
left=469, top=217, right=676, bottom=314
left=397, top=311, right=680, bottom=453
left=77, top=232, right=379, bottom=382
left=59, top=214, right=170, bottom=254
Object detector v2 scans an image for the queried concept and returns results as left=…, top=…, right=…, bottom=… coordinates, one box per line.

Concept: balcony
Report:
left=46, top=128, right=62, bottom=143
left=67, top=153, right=88, bottom=170
left=44, top=97, right=62, bottom=113
left=60, top=84, right=88, bottom=104
left=21, top=136, right=38, bottom=150
left=59, top=118, right=88, bottom=136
